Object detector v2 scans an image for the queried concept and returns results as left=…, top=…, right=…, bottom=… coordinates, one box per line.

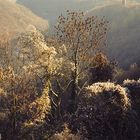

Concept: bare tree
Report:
left=55, top=11, right=108, bottom=112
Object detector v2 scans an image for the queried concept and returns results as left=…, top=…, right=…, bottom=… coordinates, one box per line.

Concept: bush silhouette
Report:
left=123, top=79, right=140, bottom=117
left=89, top=53, right=117, bottom=83
left=71, top=82, right=138, bottom=140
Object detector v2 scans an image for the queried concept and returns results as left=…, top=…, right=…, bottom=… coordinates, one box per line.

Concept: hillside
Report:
left=17, top=0, right=140, bottom=68
left=0, top=0, right=48, bottom=37
left=17, top=0, right=96, bottom=26
left=87, top=2, right=140, bottom=68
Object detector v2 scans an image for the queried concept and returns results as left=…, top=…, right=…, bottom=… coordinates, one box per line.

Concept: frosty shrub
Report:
left=123, top=79, right=140, bottom=117
left=11, top=26, right=61, bottom=79
left=71, top=82, right=138, bottom=140
left=20, top=81, right=51, bottom=140
left=28, top=85, right=50, bottom=124
left=22, top=82, right=51, bottom=126
left=0, top=66, right=51, bottom=139
left=0, top=27, right=62, bottom=139
left=118, top=64, right=140, bottom=83
left=123, top=79, right=140, bottom=89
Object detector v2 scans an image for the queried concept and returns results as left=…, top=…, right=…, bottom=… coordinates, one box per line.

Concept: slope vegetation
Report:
left=87, top=2, right=140, bottom=68
left=0, top=0, right=48, bottom=37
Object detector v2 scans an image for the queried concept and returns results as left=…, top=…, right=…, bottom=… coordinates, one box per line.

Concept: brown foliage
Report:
left=54, top=11, right=108, bottom=113
left=89, top=53, right=117, bottom=83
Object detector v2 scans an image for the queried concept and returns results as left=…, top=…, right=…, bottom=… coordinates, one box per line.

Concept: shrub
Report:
left=117, top=64, right=140, bottom=83
left=123, top=79, right=140, bottom=116
left=89, top=53, right=117, bottom=83
left=49, top=124, right=82, bottom=140
left=0, top=68, right=51, bottom=139
left=123, top=79, right=140, bottom=89
left=71, top=82, right=138, bottom=140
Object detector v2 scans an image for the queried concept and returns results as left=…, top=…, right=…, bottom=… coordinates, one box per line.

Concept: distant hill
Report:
left=0, top=0, right=48, bottom=37
left=17, top=0, right=140, bottom=68
left=87, top=2, right=140, bottom=68
left=17, top=0, right=96, bottom=26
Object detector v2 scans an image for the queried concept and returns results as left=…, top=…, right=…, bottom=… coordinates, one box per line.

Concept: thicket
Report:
left=70, top=82, right=138, bottom=140
left=0, top=11, right=140, bottom=140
